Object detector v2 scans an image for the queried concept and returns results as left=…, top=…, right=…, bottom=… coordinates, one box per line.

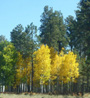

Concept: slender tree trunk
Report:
left=22, top=83, right=24, bottom=92
left=30, top=74, right=32, bottom=91
left=56, top=77, right=60, bottom=94
left=51, top=83, right=52, bottom=93
left=28, top=85, right=30, bottom=92
left=31, top=59, right=33, bottom=92
left=49, top=79, right=51, bottom=93
left=11, top=86, right=13, bottom=92
left=46, top=85, right=48, bottom=93
left=61, top=81, right=63, bottom=94
left=23, top=84, right=25, bottom=92
left=43, top=85, right=46, bottom=93
left=2, top=85, right=3, bottom=92
left=81, top=76, right=84, bottom=96
left=41, top=84, right=43, bottom=93
left=17, top=85, right=19, bottom=93
left=2, top=85, right=5, bottom=92
left=87, top=75, right=89, bottom=92
left=71, top=45, right=72, bottom=51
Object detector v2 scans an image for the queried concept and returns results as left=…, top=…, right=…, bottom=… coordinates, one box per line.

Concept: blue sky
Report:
left=0, top=0, right=79, bottom=41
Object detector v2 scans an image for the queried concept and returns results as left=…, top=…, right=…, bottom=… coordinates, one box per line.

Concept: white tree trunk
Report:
left=22, top=83, right=24, bottom=92
left=44, top=85, right=46, bottom=93
left=41, top=84, right=43, bottom=93
left=2, top=85, right=5, bottom=92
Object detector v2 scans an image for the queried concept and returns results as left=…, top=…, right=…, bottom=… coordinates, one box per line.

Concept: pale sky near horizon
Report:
left=0, top=0, right=79, bottom=41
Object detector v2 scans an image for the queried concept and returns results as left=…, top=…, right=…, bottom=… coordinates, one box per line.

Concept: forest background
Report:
left=0, top=0, right=90, bottom=95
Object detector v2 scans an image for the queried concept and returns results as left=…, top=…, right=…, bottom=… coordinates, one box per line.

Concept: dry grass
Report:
left=0, top=93, right=90, bottom=98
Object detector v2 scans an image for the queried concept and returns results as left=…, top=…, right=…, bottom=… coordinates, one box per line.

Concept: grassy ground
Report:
left=0, top=93, right=90, bottom=98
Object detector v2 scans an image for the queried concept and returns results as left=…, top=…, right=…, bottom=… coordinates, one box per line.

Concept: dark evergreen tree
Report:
left=40, top=6, right=68, bottom=51
left=11, top=23, right=40, bottom=92
left=11, top=24, right=24, bottom=54
left=25, top=23, right=38, bottom=92
left=65, top=15, right=77, bottom=51
left=76, top=0, right=90, bottom=57
left=75, top=0, right=90, bottom=93
left=11, top=23, right=38, bottom=57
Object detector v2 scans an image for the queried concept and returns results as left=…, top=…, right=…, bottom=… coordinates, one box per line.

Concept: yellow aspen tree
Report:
left=52, top=49, right=65, bottom=92
left=59, top=51, right=79, bottom=83
left=24, top=57, right=32, bottom=85
left=15, top=52, right=23, bottom=86
left=33, top=44, right=51, bottom=86
left=50, top=47, right=61, bottom=83
left=15, top=52, right=31, bottom=87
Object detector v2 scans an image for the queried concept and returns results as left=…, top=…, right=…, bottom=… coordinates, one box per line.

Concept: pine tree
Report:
left=76, top=0, right=90, bottom=57
left=40, top=6, right=68, bottom=51
left=65, top=16, right=77, bottom=51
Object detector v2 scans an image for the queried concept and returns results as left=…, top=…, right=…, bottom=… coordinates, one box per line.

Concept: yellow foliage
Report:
left=59, top=51, right=79, bottom=83
left=50, top=47, right=59, bottom=80
left=15, top=52, right=31, bottom=85
left=50, top=47, right=79, bottom=84
left=15, top=44, right=79, bottom=86
left=33, top=44, right=51, bottom=85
